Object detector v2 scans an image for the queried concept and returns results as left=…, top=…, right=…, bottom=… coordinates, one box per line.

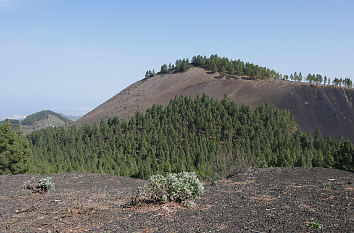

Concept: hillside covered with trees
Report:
left=21, top=110, right=72, bottom=125
left=146, top=55, right=353, bottom=88
left=25, top=95, right=353, bottom=179
left=0, top=110, right=73, bottom=135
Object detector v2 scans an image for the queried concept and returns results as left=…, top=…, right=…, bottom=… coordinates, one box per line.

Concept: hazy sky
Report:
left=1, top=0, right=353, bottom=119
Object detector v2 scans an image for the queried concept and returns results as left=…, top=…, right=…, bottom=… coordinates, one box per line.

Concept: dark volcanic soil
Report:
left=0, top=168, right=353, bottom=233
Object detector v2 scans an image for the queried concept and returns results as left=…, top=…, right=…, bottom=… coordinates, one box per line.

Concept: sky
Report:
left=1, top=0, right=353, bottom=119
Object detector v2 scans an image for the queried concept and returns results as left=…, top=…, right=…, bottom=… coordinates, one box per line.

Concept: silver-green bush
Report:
left=37, top=177, right=55, bottom=192
left=132, top=172, right=204, bottom=205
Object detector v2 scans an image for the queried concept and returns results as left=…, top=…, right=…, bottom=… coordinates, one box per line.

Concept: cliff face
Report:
left=76, top=67, right=354, bottom=141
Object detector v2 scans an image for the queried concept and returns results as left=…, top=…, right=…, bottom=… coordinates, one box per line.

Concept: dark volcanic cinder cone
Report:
left=76, top=67, right=354, bottom=142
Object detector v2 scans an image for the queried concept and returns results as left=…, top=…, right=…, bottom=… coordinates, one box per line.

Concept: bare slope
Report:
left=0, top=168, right=353, bottom=232
left=76, top=67, right=354, bottom=141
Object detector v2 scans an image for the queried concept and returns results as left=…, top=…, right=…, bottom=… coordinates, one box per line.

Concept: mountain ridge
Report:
left=76, top=67, right=354, bottom=142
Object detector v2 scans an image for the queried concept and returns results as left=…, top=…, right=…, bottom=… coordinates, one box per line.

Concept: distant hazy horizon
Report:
left=1, top=0, right=353, bottom=118
left=0, top=112, right=83, bottom=121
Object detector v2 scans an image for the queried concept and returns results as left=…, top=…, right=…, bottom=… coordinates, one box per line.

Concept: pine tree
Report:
left=0, top=120, right=32, bottom=174
left=211, top=62, right=217, bottom=73
left=161, top=64, right=168, bottom=74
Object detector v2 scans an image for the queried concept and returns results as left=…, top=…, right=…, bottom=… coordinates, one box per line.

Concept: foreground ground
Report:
left=0, top=167, right=353, bottom=232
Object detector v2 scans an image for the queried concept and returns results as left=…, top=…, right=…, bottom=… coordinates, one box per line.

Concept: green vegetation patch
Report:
left=132, top=172, right=204, bottom=205
left=307, top=221, right=323, bottom=229
left=25, top=95, right=354, bottom=178
left=1, top=95, right=353, bottom=178
left=0, top=120, right=32, bottom=175
left=22, top=110, right=72, bottom=125
left=24, top=176, right=55, bottom=193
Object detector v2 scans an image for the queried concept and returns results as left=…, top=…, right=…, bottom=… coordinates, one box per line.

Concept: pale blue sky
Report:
left=1, top=0, right=353, bottom=119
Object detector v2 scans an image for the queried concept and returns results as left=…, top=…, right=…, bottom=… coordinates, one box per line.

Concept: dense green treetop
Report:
left=27, top=95, right=353, bottom=179
left=0, top=119, right=20, bottom=130
left=0, top=120, right=33, bottom=175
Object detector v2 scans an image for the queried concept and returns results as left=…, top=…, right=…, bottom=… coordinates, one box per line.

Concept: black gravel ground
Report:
left=0, top=167, right=353, bottom=233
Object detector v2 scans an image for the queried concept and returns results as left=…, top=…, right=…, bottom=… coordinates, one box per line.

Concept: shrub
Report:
left=24, top=176, right=55, bottom=193
left=37, top=177, right=55, bottom=192
left=308, top=222, right=323, bottom=229
left=132, top=172, right=204, bottom=205
left=322, top=183, right=331, bottom=189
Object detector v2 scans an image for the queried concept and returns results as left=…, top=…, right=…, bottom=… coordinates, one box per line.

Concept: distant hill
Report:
left=1, top=110, right=72, bottom=135
left=76, top=67, right=354, bottom=142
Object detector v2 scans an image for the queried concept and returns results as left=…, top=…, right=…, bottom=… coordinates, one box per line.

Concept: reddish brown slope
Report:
left=76, top=67, right=354, bottom=141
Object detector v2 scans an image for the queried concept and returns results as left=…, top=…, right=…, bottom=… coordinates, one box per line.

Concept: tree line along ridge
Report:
left=145, top=55, right=353, bottom=88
